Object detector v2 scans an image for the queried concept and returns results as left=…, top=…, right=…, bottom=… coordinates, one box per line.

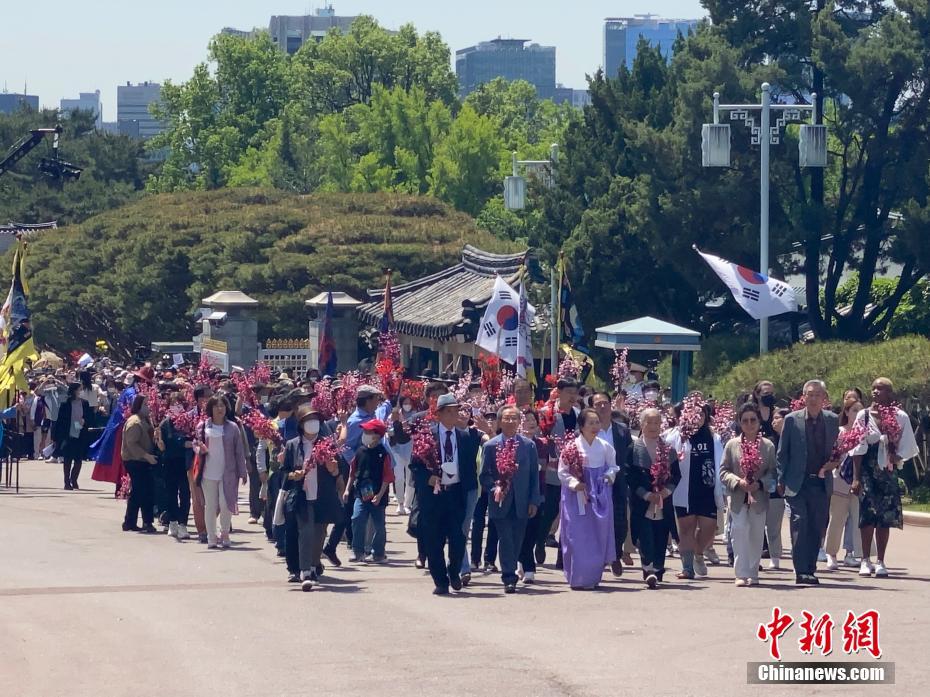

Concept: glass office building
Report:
left=603, top=15, right=699, bottom=79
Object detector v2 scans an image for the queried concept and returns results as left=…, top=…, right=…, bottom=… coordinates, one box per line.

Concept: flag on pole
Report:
left=378, top=270, right=394, bottom=333
left=516, top=278, right=536, bottom=385
left=696, top=247, right=798, bottom=320
left=476, top=275, right=535, bottom=365
left=0, top=241, right=38, bottom=409
left=318, top=291, right=337, bottom=375
left=558, top=253, right=588, bottom=353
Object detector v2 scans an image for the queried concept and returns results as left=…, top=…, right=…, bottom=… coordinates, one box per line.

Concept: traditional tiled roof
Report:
left=357, top=245, right=527, bottom=340
left=0, top=221, right=58, bottom=236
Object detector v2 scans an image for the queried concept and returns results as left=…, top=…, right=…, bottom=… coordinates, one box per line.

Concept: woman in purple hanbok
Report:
left=558, top=408, right=619, bottom=589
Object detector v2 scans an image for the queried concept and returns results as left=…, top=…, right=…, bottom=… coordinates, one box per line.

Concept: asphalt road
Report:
left=2, top=460, right=927, bottom=697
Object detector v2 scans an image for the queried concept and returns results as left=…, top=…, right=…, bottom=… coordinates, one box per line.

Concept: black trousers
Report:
left=422, top=485, right=466, bottom=589
left=470, top=489, right=499, bottom=566
left=788, top=477, right=829, bottom=576
left=163, top=458, right=191, bottom=525
left=612, top=479, right=629, bottom=558
left=535, top=483, right=561, bottom=549
left=62, top=437, right=83, bottom=486
left=325, top=497, right=354, bottom=553
left=265, top=469, right=282, bottom=543
left=124, top=460, right=155, bottom=527
left=636, top=516, right=668, bottom=579
left=247, top=455, right=262, bottom=519
left=518, top=511, right=542, bottom=573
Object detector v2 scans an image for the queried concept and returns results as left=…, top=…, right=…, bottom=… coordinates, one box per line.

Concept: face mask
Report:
left=303, top=420, right=320, bottom=436
left=402, top=403, right=413, bottom=413
left=362, top=433, right=380, bottom=447
left=644, top=390, right=659, bottom=402
left=761, top=394, right=776, bottom=408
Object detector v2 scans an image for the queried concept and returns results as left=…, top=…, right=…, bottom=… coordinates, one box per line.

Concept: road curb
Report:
left=904, top=510, right=930, bottom=527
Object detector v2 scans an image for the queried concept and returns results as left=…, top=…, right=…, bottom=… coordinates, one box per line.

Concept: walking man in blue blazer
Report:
left=480, top=404, right=543, bottom=594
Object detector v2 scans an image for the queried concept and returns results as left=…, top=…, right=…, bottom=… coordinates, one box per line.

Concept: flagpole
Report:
left=550, top=255, right=560, bottom=376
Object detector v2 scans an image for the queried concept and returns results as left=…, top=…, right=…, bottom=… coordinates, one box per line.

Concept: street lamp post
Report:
left=702, top=83, right=827, bottom=354
left=504, top=144, right=560, bottom=373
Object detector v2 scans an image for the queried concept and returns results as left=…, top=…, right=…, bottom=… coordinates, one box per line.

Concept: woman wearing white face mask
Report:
left=280, top=405, right=341, bottom=589
left=388, top=396, right=417, bottom=515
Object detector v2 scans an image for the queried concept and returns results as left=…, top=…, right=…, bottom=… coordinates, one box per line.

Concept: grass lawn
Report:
left=903, top=502, right=930, bottom=514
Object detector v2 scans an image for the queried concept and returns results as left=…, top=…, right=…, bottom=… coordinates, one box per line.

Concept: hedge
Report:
left=705, top=336, right=930, bottom=405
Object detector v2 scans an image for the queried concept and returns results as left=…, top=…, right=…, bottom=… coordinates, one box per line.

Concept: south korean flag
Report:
left=696, top=248, right=798, bottom=320
left=475, top=275, right=535, bottom=364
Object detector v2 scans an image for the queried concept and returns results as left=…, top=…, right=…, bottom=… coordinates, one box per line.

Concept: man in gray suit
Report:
left=480, top=405, right=543, bottom=594
left=776, top=379, right=839, bottom=585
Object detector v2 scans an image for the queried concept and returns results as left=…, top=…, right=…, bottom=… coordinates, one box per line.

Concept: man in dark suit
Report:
left=480, top=405, right=543, bottom=594
left=409, top=393, right=480, bottom=595
left=592, top=391, right=633, bottom=577
left=776, top=379, right=840, bottom=585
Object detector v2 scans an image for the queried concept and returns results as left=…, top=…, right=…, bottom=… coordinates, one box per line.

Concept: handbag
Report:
left=273, top=487, right=287, bottom=526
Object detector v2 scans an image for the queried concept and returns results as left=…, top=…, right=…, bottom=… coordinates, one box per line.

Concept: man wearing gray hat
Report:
left=409, top=393, right=481, bottom=595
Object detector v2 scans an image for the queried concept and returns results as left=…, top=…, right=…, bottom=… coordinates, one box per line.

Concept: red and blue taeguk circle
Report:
left=737, top=266, right=767, bottom=284
left=497, top=305, right=519, bottom=331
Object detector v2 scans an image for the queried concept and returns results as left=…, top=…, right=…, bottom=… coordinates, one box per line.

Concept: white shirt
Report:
left=597, top=424, right=615, bottom=451
left=301, top=436, right=319, bottom=500
left=438, top=425, right=460, bottom=485
left=203, top=423, right=227, bottom=481
left=850, top=407, right=918, bottom=469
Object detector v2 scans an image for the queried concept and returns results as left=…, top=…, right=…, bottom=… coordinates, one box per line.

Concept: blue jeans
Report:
left=461, top=487, right=479, bottom=576
left=351, top=499, right=386, bottom=558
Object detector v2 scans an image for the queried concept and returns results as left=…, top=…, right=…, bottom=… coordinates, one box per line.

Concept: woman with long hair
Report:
left=194, top=396, right=247, bottom=549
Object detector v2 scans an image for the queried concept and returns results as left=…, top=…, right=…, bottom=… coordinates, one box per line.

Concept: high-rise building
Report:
left=603, top=15, right=699, bottom=78
left=456, top=38, right=556, bottom=99
left=117, top=82, right=163, bottom=140
left=60, top=90, right=103, bottom=129
left=269, top=5, right=358, bottom=55
left=0, top=92, right=39, bottom=114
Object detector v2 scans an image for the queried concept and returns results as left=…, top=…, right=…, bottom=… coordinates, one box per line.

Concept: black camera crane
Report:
left=0, top=125, right=83, bottom=181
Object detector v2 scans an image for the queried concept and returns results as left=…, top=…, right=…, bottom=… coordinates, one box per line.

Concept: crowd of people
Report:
left=2, top=349, right=919, bottom=595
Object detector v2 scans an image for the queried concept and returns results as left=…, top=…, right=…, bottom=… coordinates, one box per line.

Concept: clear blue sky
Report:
left=5, top=1, right=706, bottom=121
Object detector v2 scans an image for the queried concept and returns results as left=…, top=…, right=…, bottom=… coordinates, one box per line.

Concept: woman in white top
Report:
left=558, top=408, right=619, bottom=590
left=825, top=399, right=865, bottom=569
left=195, top=395, right=247, bottom=549
left=851, top=378, right=919, bottom=578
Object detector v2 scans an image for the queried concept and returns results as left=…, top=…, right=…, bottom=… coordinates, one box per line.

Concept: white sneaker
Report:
left=704, top=547, right=721, bottom=565
left=817, top=548, right=827, bottom=562
left=873, top=561, right=888, bottom=577
left=694, top=554, right=708, bottom=577
left=523, top=571, right=535, bottom=583
left=517, top=563, right=524, bottom=580
left=825, top=554, right=838, bottom=571
left=168, top=521, right=179, bottom=538
left=859, top=559, right=874, bottom=577
left=843, top=553, right=860, bottom=567
left=395, top=505, right=405, bottom=516
left=767, top=558, right=780, bottom=570
left=220, top=533, right=231, bottom=549
left=176, top=524, right=190, bottom=540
